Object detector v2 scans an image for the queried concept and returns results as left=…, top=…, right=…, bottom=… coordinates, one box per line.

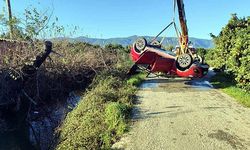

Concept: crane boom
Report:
left=176, top=0, right=189, bottom=53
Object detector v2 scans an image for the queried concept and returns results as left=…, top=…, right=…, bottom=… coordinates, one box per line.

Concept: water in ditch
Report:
left=0, top=92, right=81, bottom=150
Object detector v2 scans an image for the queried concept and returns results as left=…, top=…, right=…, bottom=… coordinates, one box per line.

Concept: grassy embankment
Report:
left=56, top=53, right=146, bottom=149
left=210, top=72, right=250, bottom=107
left=0, top=39, right=146, bottom=149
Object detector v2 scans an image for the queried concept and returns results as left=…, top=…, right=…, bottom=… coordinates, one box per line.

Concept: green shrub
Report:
left=127, top=73, right=146, bottom=86
left=208, top=14, right=250, bottom=91
left=105, top=102, right=128, bottom=134
left=56, top=75, right=136, bottom=149
left=102, top=102, right=128, bottom=148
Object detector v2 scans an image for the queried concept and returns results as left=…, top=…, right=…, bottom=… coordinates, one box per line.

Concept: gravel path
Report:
left=112, top=75, right=250, bottom=150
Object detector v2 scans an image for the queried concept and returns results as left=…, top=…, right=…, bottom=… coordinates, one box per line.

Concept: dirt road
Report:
left=112, top=75, right=250, bottom=150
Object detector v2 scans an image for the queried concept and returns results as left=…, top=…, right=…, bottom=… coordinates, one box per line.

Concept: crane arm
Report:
left=176, top=0, right=189, bottom=53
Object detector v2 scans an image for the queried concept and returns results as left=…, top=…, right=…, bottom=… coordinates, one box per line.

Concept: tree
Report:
left=0, top=5, right=64, bottom=40
left=196, top=48, right=207, bottom=57
left=208, top=14, right=250, bottom=90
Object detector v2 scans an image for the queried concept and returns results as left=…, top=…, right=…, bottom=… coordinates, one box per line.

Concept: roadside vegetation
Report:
left=210, top=72, right=250, bottom=107
left=1, top=35, right=141, bottom=149
left=205, top=14, right=250, bottom=107
left=2, top=2, right=248, bottom=149
left=127, top=73, right=146, bottom=86
left=1, top=4, right=146, bottom=149
left=54, top=44, right=147, bottom=149
left=56, top=75, right=136, bottom=149
left=55, top=45, right=145, bottom=149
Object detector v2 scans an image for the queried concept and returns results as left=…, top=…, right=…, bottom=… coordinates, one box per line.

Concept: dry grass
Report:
left=0, top=39, right=135, bottom=149
left=0, top=39, right=122, bottom=106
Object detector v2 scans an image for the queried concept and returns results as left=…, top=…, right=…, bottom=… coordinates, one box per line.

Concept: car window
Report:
left=156, top=47, right=177, bottom=57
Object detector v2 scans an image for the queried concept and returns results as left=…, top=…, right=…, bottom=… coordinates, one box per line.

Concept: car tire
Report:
left=134, top=38, right=147, bottom=53
left=176, top=53, right=193, bottom=70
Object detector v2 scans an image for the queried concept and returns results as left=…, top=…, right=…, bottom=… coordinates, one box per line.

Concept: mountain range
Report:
left=57, top=36, right=214, bottom=49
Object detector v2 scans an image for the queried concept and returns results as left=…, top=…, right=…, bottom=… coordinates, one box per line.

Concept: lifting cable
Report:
left=158, top=0, right=177, bottom=45
left=152, top=0, right=182, bottom=47
left=151, top=21, right=173, bottom=43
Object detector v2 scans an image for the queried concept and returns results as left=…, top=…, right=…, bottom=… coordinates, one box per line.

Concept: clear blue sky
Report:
left=1, top=0, right=249, bottom=39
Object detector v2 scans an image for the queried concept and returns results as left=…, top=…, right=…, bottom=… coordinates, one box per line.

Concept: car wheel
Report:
left=176, top=53, right=193, bottom=70
left=134, top=38, right=147, bottom=53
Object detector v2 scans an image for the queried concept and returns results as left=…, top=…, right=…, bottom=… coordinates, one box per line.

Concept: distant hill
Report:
left=56, top=36, right=214, bottom=49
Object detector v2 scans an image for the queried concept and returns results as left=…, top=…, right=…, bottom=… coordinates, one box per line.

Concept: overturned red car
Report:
left=127, top=0, right=210, bottom=78
left=128, top=38, right=209, bottom=78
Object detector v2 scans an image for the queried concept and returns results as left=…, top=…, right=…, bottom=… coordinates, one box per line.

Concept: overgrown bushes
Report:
left=206, top=14, right=250, bottom=91
left=1, top=4, right=140, bottom=149
left=0, top=38, right=140, bottom=149
left=0, top=40, right=124, bottom=105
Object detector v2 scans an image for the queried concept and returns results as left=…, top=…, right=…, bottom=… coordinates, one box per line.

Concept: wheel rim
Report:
left=135, top=38, right=147, bottom=53
left=178, top=54, right=192, bottom=68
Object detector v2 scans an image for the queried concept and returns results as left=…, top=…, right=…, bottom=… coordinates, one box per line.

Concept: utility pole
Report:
left=5, top=0, right=13, bottom=39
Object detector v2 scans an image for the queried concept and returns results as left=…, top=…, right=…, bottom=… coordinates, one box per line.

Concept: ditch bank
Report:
left=0, top=40, right=131, bottom=149
left=0, top=92, right=81, bottom=150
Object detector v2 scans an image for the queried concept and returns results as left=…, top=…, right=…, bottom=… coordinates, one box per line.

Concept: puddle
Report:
left=139, top=77, right=185, bottom=89
left=139, top=78, right=171, bottom=89
left=185, top=70, right=215, bottom=90
left=139, top=70, right=215, bottom=91
left=140, top=81, right=158, bottom=89
left=140, top=77, right=213, bottom=91
left=185, top=80, right=213, bottom=90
